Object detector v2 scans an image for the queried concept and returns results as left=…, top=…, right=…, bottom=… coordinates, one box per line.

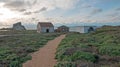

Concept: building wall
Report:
left=70, top=26, right=97, bottom=33
left=84, top=26, right=97, bottom=33
left=57, top=27, right=69, bottom=32
left=13, top=25, right=26, bottom=30
left=39, top=27, right=54, bottom=33
left=37, top=24, right=41, bottom=33
left=13, top=22, right=26, bottom=30
left=41, top=27, right=54, bottom=33
left=37, top=24, right=54, bottom=33
left=84, top=26, right=91, bottom=33
left=70, top=26, right=85, bottom=33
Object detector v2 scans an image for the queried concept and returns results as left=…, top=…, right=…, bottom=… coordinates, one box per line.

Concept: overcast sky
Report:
left=0, top=0, right=120, bottom=29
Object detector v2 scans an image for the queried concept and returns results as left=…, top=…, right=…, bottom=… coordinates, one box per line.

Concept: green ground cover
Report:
left=55, top=26, right=120, bottom=67
left=0, top=30, right=60, bottom=67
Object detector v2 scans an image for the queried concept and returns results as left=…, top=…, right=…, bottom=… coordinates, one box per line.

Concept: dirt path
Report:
left=23, top=35, right=66, bottom=67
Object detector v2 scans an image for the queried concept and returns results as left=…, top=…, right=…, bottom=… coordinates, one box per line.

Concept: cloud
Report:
left=81, top=3, right=92, bottom=8
left=34, top=7, right=48, bottom=13
left=2, top=0, right=79, bottom=14
left=27, top=0, right=37, bottom=6
left=0, top=0, right=7, bottom=3
left=116, top=8, right=120, bottom=11
left=91, top=8, right=103, bottom=14
left=54, top=0, right=79, bottom=9
left=82, top=5, right=92, bottom=8
left=0, top=13, right=3, bottom=15
left=107, top=12, right=119, bottom=17
left=4, top=1, right=26, bottom=8
left=3, top=0, right=27, bottom=12
left=106, top=12, right=120, bottom=22
left=0, top=0, right=120, bottom=29
left=23, top=11, right=32, bottom=15
left=23, top=7, right=48, bottom=15
left=18, top=9, right=26, bottom=12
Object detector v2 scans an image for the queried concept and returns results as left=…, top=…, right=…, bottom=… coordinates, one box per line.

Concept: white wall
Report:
left=70, top=26, right=97, bottom=33
left=84, top=26, right=97, bottom=33
left=41, top=27, right=54, bottom=33
left=37, top=24, right=41, bottom=33
left=70, top=26, right=85, bottom=33
left=84, top=26, right=91, bottom=33
left=13, top=25, right=25, bottom=30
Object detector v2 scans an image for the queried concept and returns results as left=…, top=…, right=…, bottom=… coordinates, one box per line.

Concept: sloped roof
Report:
left=58, top=25, right=69, bottom=28
left=38, top=22, right=54, bottom=27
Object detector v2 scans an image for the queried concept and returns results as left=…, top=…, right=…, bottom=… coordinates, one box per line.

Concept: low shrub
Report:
left=99, top=46, right=120, bottom=56
left=55, top=62, right=76, bottom=67
left=70, top=51, right=96, bottom=62
left=0, top=33, right=60, bottom=66
left=55, top=26, right=120, bottom=67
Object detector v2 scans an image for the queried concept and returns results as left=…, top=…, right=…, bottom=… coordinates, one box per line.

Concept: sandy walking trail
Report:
left=23, top=35, right=66, bottom=67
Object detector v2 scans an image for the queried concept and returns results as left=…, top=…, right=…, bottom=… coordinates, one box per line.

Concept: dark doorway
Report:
left=46, top=29, right=49, bottom=33
left=88, top=27, right=94, bottom=33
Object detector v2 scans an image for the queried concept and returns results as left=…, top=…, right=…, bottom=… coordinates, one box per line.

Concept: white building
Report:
left=70, top=26, right=97, bottom=33
left=13, top=22, right=26, bottom=30
left=37, top=22, right=54, bottom=33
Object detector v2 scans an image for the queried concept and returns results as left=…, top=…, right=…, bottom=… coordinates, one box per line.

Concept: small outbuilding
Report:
left=13, top=22, right=26, bottom=30
left=55, top=25, right=69, bottom=32
left=70, top=26, right=97, bottom=33
left=37, top=22, right=54, bottom=33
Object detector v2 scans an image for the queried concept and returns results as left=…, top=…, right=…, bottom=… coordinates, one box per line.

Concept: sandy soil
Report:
left=23, top=34, right=66, bottom=67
